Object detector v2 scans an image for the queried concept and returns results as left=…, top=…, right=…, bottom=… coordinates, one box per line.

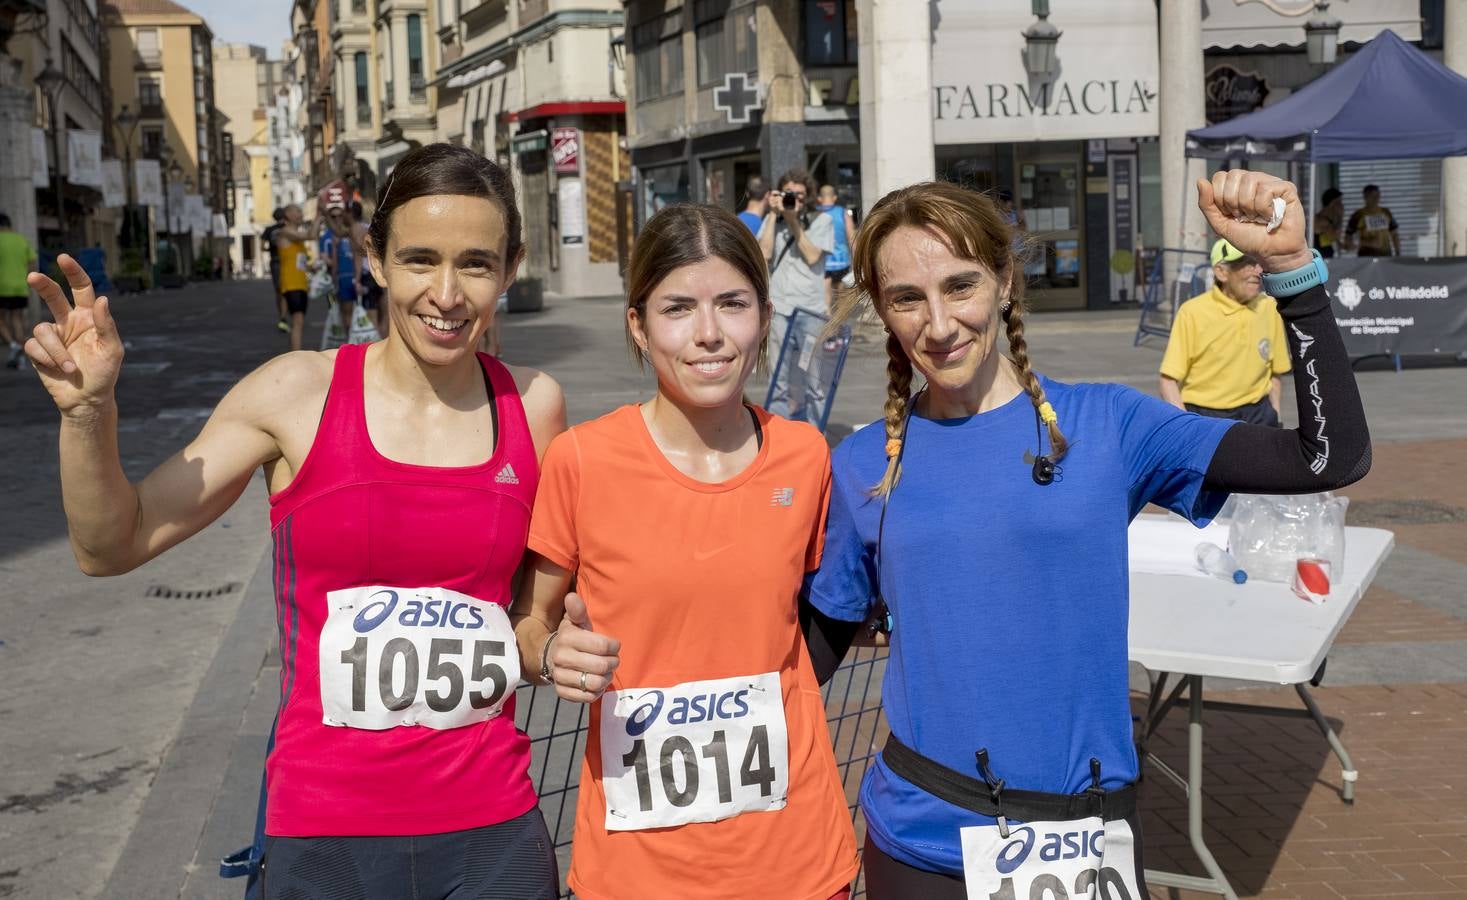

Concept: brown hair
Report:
left=830, top=181, right=1068, bottom=497
left=367, top=143, right=522, bottom=265
left=624, top=203, right=773, bottom=371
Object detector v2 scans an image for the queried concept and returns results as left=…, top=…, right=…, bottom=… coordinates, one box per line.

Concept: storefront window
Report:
left=641, top=163, right=691, bottom=219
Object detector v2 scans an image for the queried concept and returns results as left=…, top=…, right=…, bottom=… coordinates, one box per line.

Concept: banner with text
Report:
left=1329, top=256, right=1467, bottom=357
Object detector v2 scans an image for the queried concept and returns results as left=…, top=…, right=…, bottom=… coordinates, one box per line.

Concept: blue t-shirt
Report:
left=808, top=377, right=1235, bottom=875
left=737, top=210, right=764, bottom=234
left=819, top=203, right=851, bottom=272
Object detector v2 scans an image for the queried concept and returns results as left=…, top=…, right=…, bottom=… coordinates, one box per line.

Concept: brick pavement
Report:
left=1139, top=436, right=1467, bottom=899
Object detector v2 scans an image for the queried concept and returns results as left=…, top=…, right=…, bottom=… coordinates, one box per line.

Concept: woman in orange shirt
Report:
left=511, top=204, right=859, bottom=900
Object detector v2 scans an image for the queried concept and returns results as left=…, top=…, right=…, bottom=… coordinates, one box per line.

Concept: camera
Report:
left=782, top=191, right=800, bottom=210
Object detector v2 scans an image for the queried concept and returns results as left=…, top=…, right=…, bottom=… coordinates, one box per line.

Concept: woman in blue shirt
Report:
left=804, top=171, right=1370, bottom=899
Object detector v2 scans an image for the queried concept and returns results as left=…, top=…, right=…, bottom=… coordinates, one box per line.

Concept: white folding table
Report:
left=1127, top=515, right=1395, bottom=900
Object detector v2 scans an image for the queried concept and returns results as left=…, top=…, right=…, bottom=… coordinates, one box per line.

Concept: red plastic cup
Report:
left=1292, top=557, right=1332, bottom=604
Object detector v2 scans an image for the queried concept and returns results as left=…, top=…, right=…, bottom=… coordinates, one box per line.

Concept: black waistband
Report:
left=881, top=734, right=1137, bottom=822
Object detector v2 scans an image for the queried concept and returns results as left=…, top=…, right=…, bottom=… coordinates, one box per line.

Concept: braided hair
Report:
left=827, top=181, right=1068, bottom=496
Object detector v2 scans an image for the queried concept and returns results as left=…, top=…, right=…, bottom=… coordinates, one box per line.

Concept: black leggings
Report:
left=261, top=807, right=559, bottom=900
left=861, top=816, right=1150, bottom=900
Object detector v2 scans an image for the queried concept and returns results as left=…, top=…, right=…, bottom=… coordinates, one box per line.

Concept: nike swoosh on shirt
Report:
left=692, top=544, right=736, bottom=561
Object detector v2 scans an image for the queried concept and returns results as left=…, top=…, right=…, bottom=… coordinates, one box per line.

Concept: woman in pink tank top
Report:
left=23, top=144, right=568, bottom=899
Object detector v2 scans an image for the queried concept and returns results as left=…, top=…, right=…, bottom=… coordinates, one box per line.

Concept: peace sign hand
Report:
left=1196, top=170, right=1314, bottom=274
left=24, top=254, right=125, bottom=416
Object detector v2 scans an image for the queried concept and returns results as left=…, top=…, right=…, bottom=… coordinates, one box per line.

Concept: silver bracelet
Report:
left=538, top=631, right=560, bottom=685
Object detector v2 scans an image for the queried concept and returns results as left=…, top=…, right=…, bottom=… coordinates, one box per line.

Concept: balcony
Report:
left=138, top=101, right=165, bottom=119
left=409, top=74, right=426, bottom=103
left=133, top=51, right=163, bottom=71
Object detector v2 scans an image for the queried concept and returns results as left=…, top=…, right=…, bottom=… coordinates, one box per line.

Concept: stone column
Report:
left=759, top=0, right=806, bottom=185
left=1443, top=2, right=1467, bottom=256
left=0, top=58, right=37, bottom=254
left=856, top=0, right=934, bottom=216
left=1160, top=0, right=1207, bottom=260
left=0, top=57, right=38, bottom=327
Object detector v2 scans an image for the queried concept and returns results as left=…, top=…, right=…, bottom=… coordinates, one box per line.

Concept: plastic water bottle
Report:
left=1195, top=542, right=1248, bottom=584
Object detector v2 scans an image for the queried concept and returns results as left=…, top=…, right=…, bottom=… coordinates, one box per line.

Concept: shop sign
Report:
left=551, top=127, right=580, bottom=174
left=511, top=130, right=548, bottom=154
left=1205, top=65, right=1269, bottom=124
left=932, top=0, right=1159, bottom=144
left=558, top=179, right=585, bottom=247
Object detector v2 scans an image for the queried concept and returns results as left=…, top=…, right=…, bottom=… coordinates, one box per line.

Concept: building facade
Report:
left=10, top=0, right=118, bottom=270
left=214, top=42, right=286, bottom=276
left=433, top=0, right=628, bottom=298
left=102, top=0, right=225, bottom=280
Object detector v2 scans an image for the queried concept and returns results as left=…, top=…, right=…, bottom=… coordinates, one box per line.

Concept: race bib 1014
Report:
left=599, top=671, right=789, bottom=832
left=318, top=586, right=519, bottom=731
left=960, top=817, right=1142, bottom=900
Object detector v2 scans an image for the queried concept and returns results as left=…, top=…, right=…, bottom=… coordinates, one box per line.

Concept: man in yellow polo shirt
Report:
left=1159, top=238, right=1290, bottom=426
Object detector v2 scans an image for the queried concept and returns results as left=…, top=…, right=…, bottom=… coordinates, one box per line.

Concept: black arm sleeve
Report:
left=799, top=595, right=861, bottom=686
left=1203, top=283, right=1372, bottom=493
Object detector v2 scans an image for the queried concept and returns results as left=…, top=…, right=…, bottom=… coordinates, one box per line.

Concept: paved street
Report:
left=1, top=277, right=1465, bottom=899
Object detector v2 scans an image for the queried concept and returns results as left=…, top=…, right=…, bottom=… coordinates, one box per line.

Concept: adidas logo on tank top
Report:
left=495, top=464, right=520, bottom=485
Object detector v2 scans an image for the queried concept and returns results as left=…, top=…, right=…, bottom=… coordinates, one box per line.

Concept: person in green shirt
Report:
left=0, top=212, right=38, bottom=369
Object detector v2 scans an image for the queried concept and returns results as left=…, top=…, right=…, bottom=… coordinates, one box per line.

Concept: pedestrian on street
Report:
left=806, top=172, right=1371, bottom=899
left=349, top=200, right=384, bottom=338
left=1314, top=187, right=1344, bottom=258
left=758, top=168, right=835, bottom=422
left=323, top=202, right=358, bottom=341
left=262, top=207, right=289, bottom=334
left=1345, top=184, right=1401, bottom=256
left=818, top=183, right=858, bottom=309
left=22, top=142, right=568, bottom=900
left=273, top=204, right=320, bottom=351
left=511, top=202, right=860, bottom=900
left=737, top=175, right=769, bottom=234
left=1159, top=237, right=1291, bottom=426
left=0, top=212, right=37, bottom=369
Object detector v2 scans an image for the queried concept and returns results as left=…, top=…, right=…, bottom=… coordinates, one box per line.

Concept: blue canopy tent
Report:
left=1186, top=29, right=1467, bottom=163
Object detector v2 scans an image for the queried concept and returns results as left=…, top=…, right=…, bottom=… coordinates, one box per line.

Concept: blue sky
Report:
left=190, top=0, right=294, bottom=58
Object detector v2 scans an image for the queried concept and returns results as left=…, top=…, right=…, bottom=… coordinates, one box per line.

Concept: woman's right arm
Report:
left=510, top=555, right=620, bottom=703
left=27, top=256, right=285, bottom=575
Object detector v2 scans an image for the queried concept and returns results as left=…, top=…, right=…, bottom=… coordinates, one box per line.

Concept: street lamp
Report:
left=114, top=104, right=140, bottom=257
left=1304, top=1, right=1342, bottom=66
left=34, top=57, right=66, bottom=246
left=1021, top=0, right=1061, bottom=78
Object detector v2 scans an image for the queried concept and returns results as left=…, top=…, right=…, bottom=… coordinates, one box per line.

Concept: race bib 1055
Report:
left=319, top=586, right=519, bottom=730
left=960, top=817, right=1142, bottom=900
left=599, top=671, right=789, bottom=832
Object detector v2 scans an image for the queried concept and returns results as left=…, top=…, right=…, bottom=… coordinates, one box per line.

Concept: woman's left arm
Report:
left=1194, top=171, right=1371, bottom=494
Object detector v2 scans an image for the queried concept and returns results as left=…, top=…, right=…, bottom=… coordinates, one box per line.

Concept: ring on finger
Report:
left=580, top=670, right=589, bottom=692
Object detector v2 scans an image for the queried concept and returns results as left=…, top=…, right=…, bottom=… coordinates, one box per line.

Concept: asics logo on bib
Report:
left=623, top=688, right=751, bottom=737
left=352, top=589, right=487, bottom=634
left=997, top=825, right=1105, bottom=873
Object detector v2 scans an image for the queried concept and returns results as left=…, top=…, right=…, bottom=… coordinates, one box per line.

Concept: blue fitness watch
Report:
left=1261, top=248, right=1329, bottom=297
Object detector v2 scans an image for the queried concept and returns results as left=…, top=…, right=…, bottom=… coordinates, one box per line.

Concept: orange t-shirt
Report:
left=528, top=404, right=859, bottom=900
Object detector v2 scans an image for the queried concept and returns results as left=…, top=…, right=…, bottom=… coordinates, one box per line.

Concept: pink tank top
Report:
left=265, top=343, right=539, bottom=836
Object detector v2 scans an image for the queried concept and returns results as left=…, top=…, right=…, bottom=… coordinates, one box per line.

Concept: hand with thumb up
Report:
left=548, top=591, right=622, bottom=702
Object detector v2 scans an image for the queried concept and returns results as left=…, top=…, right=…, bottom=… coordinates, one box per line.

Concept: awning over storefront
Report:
left=1186, top=29, right=1467, bottom=162
left=1202, top=0, right=1420, bottom=50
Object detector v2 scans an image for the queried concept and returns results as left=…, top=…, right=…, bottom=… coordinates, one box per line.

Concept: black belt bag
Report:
left=881, top=734, right=1138, bottom=822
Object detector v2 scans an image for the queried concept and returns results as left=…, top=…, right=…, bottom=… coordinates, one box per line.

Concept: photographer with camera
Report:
left=758, top=168, right=835, bottom=421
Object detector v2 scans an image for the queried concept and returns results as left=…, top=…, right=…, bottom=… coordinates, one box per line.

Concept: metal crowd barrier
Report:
left=518, top=646, right=891, bottom=898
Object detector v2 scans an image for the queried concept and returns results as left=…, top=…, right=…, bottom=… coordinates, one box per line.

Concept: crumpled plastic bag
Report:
left=1227, top=492, right=1348, bottom=583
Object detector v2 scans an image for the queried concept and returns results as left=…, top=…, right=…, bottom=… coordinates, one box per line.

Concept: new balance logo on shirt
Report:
left=770, top=487, right=795, bottom=507
left=495, top=464, right=520, bottom=485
